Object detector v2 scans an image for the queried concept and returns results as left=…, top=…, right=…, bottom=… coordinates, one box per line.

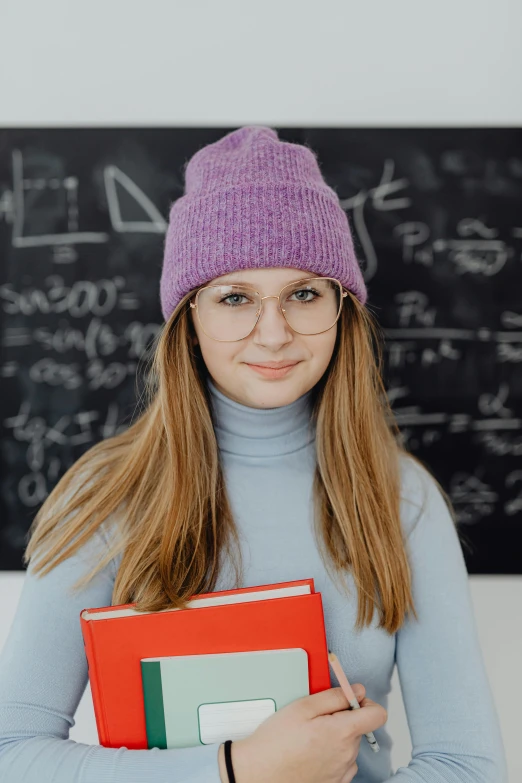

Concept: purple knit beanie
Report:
left=159, top=125, right=367, bottom=322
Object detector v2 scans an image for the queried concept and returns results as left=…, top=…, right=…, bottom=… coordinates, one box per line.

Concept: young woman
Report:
left=0, top=126, right=507, bottom=783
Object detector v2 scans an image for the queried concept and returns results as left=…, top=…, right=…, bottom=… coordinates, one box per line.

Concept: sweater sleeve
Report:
left=383, top=458, right=509, bottom=783
left=0, top=523, right=222, bottom=783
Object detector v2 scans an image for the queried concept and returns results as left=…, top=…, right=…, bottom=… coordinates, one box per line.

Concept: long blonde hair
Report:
left=23, top=288, right=463, bottom=634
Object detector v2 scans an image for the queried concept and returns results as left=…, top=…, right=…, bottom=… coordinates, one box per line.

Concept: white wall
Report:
left=2, top=0, right=522, bottom=127
left=1, top=1, right=521, bottom=780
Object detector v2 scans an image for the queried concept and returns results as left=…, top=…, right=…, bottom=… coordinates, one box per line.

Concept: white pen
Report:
left=328, top=650, right=380, bottom=753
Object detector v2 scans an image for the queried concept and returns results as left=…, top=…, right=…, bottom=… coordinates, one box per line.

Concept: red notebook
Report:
left=80, top=577, right=331, bottom=749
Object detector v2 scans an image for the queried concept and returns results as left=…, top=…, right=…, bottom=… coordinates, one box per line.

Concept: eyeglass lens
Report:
left=196, top=278, right=342, bottom=341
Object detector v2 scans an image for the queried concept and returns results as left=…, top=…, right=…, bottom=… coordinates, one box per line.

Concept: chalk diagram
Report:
left=0, top=149, right=167, bottom=255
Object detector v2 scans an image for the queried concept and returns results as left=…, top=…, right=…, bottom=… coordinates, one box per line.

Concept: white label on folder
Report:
left=198, top=698, right=276, bottom=744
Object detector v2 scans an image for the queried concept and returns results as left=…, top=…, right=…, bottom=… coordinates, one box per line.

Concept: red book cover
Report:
left=80, top=577, right=332, bottom=749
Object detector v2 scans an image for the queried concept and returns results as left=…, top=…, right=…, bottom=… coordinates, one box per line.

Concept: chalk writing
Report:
left=0, top=127, right=520, bottom=572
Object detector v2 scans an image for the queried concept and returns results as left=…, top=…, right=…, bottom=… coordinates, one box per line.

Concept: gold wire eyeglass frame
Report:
left=189, top=276, right=348, bottom=342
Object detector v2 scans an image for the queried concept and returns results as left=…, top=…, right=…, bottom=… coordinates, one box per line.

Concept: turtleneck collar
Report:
left=206, top=375, right=316, bottom=458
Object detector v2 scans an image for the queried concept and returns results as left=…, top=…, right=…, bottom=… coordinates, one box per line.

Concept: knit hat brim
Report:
left=160, top=181, right=367, bottom=321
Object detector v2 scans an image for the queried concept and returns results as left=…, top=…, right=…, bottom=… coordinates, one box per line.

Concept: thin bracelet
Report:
left=224, top=739, right=236, bottom=783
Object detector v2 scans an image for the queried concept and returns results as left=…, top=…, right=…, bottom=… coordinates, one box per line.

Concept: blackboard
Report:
left=1, top=128, right=521, bottom=573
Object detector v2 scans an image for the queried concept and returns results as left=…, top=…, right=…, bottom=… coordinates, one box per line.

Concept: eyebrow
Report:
left=213, top=274, right=312, bottom=286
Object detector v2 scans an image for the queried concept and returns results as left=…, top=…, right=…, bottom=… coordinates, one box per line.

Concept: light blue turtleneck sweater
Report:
left=0, top=376, right=508, bottom=782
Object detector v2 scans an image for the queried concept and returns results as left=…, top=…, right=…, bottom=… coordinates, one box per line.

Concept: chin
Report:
left=247, top=384, right=304, bottom=408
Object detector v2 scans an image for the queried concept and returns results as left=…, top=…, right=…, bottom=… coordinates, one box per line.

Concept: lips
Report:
left=246, top=362, right=300, bottom=379
left=247, top=361, right=299, bottom=369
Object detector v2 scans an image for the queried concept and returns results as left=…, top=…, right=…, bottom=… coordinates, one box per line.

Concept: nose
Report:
left=253, top=294, right=292, bottom=340
left=258, top=294, right=287, bottom=321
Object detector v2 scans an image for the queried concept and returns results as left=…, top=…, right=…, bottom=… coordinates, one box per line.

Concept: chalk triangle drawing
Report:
left=104, top=164, right=167, bottom=233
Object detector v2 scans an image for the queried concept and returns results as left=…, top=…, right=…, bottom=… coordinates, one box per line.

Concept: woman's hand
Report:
left=217, top=683, right=387, bottom=783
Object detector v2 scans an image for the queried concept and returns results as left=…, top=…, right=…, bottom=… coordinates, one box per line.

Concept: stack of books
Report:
left=80, top=577, right=331, bottom=750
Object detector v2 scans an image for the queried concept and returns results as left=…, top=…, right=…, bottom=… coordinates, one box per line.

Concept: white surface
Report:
left=199, top=699, right=277, bottom=744
left=82, top=583, right=311, bottom=620
left=1, top=0, right=521, bottom=126
left=0, top=572, right=519, bottom=778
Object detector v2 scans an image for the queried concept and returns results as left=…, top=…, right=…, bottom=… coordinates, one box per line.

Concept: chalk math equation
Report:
left=0, top=128, right=520, bottom=572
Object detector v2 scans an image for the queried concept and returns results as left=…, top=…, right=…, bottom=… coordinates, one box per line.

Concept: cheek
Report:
left=197, top=334, right=238, bottom=373
left=308, top=330, right=337, bottom=365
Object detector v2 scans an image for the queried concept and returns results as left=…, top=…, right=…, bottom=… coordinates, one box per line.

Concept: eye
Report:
left=288, top=287, right=321, bottom=303
left=218, top=293, right=251, bottom=306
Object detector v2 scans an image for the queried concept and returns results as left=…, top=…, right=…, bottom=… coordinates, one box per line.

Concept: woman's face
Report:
left=190, top=267, right=339, bottom=409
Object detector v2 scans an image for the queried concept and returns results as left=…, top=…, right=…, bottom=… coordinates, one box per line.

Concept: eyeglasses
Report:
left=189, top=276, right=347, bottom=342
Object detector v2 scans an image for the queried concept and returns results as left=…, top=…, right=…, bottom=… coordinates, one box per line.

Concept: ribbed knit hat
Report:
left=159, top=125, right=367, bottom=322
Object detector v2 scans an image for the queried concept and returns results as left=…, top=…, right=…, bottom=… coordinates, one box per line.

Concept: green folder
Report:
left=141, top=648, right=309, bottom=749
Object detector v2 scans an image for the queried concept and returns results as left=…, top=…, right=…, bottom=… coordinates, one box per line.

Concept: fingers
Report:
left=298, top=684, right=366, bottom=720
left=298, top=686, right=350, bottom=718
left=351, top=683, right=365, bottom=701
left=344, top=697, right=388, bottom=736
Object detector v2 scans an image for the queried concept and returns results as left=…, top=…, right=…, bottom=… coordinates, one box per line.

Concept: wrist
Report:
left=219, top=738, right=247, bottom=783
left=218, top=742, right=229, bottom=783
